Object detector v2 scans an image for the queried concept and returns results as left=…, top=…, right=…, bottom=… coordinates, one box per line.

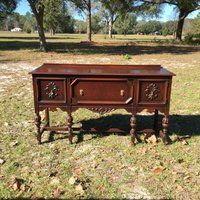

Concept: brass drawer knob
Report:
left=80, top=89, right=84, bottom=96
left=120, top=90, right=125, bottom=96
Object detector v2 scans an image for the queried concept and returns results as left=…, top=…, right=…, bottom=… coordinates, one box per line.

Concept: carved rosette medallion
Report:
left=45, top=82, right=59, bottom=99
left=145, top=83, right=160, bottom=101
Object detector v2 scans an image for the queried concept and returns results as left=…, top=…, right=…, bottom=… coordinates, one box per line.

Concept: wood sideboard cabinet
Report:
left=29, top=63, right=175, bottom=145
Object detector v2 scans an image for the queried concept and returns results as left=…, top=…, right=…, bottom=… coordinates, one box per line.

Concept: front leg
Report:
left=35, top=113, right=41, bottom=144
left=67, top=113, right=73, bottom=144
left=161, top=115, right=172, bottom=145
left=130, top=115, right=136, bottom=145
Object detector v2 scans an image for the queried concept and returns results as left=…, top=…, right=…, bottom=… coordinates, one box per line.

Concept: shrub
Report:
left=26, top=28, right=31, bottom=34
left=123, top=54, right=132, bottom=60
left=184, top=33, right=200, bottom=45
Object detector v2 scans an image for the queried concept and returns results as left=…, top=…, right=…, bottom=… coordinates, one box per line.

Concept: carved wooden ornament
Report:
left=145, top=83, right=160, bottom=101
left=45, top=82, right=59, bottom=99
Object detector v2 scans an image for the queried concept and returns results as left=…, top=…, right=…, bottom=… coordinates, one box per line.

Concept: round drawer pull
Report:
left=80, top=89, right=84, bottom=96
left=120, top=90, right=125, bottom=96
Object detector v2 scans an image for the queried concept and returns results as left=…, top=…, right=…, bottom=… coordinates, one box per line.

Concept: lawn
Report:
left=0, top=32, right=200, bottom=199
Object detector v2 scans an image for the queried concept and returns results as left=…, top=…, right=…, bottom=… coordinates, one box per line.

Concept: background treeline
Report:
left=1, top=0, right=199, bottom=51
left=1, top=10, right=199, bottom=38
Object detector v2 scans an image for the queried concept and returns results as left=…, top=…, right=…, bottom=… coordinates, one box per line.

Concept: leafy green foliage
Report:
left=191, top=14, right=200, bottom=35
left=74, top=20, right=87, bottom=33
left=136, top=20, right=162, bottom=35
left=114, top=13, right=137, bottom=35
left=91, top=14, right=103, bottom=34
left=0, top=0, right=18, bottom=19
left=44, top=0, right=74, bottom=34
left=162, top=21, right=177, bottom=36
left=123, top=54, right=132, bottom=60
left=22, top=12, right=37, bottom=33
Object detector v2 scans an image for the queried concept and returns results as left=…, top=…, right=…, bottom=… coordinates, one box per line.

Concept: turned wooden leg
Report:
left=35, top=113, right=41, bottom=144
left=154, top=109, right=159, bottom=135
left=67, top=113, right=73, bottom=144
left=45, top=108, right=50, bottom=127
left=130, top=115, right=136, bottom=145
left=161, top=115, right=172, bottom=145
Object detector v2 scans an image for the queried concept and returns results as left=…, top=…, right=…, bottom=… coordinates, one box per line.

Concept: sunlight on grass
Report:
left=0, top=32, right=200, bottom=199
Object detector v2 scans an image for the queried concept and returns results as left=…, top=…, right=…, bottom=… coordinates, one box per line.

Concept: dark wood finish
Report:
left=30, top=63, right=175, bottom=144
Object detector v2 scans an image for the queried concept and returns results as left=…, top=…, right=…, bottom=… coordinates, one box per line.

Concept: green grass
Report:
left=0, top=32, right=200, bottom=199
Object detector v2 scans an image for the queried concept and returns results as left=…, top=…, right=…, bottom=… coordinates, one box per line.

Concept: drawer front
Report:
left=138, top=79, right=169, bottom=105
left=71, top=78, right=133, bottom=105
left=37, top=78, right=67, bottom=103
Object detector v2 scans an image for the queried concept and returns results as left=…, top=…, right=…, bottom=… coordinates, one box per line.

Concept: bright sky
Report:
left=16, top=0, right=199, bottom=21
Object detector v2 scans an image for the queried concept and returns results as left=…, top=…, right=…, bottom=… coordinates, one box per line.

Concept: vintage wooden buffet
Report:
left=29, top=63, right=175, bottom=145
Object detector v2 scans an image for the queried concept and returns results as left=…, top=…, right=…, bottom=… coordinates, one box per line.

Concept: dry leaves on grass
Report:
left=68, top=176, right=77, bottom=185
left=9, top=141, right=19, bottom=147
left=175, top=135, right=191, bottom=145
left=9, top=177, right=32, bottom=195
left=68, top=175, right=90, bottom=196
left=152, top=166, right=165, bottom=175
left=0, top=158, right=5, bottom=164
left=75, top=184, right=85, bottom=195
left=50, top=177, right=60, bottom=186
left=53, top=187, right=64, bottom=198
left=145, top=134, right=158, bottom=144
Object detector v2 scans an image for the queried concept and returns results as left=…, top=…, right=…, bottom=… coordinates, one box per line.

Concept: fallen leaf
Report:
left=50, top=177, right=60, bottom=186
left=75, top=184, right=84, bottom=195
left=10, top=141, right=19, bottom=147
left=68, top=176, right=77, bottom=185
left=144, top=133, right=158, bottom=144
left=0, top=158, right=5, bottom=164
left=177, top=135, right=191, bottom=141
left=181, top=140, right=188, bottom=145
left=153, top=166, right=164, bottom=175
left=10, top=178, right=24, bottom=191
left=184, top=175, right=191, bottom=181
left=53, top=187, right=62, bottom=198
left=74, top=168, right=83, bottom=175
left=146, top=135, right=158, bottom=144
left=176, top=185, right=184, bottom=191
left=4, top=122, right=9, bottom=127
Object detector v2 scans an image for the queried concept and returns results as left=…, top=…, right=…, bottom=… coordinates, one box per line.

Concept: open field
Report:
left=0, top=32, right=200, bottom=199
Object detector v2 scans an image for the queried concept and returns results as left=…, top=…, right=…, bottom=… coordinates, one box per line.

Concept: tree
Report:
left=162, top=20, right=177, bottom=35
left=44, top=0, right=63, bottom=35
left=135, top=20, right=162, bottom=35
left=191, top=14, right=200, bottom=34
left=101, top=0, right=124, bottom=38
left=139, top=0, right=200, bottom=40
left=0, top=0, right=18, bottom=20
left=74, top=20, right=87, bottom=33
left=22, top=12, right=37, bottom=33
left=91, top=13, right=102, bottom=34
left=69, top=0, right=92, bottom=42
left=114, top=13, right=137, bottom=35
left=135, top=20, right=147, bottom=34
left=44, top=0, right=74, bottom=35
left=27, top=0, right=47, bottom=51
left=171, top=0, right=200, bottom=40
left=101, top=0, right=162, bottom=38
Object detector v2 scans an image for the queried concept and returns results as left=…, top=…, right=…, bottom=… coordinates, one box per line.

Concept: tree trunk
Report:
left=37, top=16, right=47, bottom=51
left=176, top=10, right=188, bottom=41
left=86, top=0, right=92, bottom=42
left=109, top=20, right=113, bottom=39
left=27, top=0, right=47, bottom=52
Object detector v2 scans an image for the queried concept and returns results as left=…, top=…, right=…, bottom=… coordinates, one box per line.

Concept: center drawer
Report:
left=70, top=78, right=133, bottom=105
